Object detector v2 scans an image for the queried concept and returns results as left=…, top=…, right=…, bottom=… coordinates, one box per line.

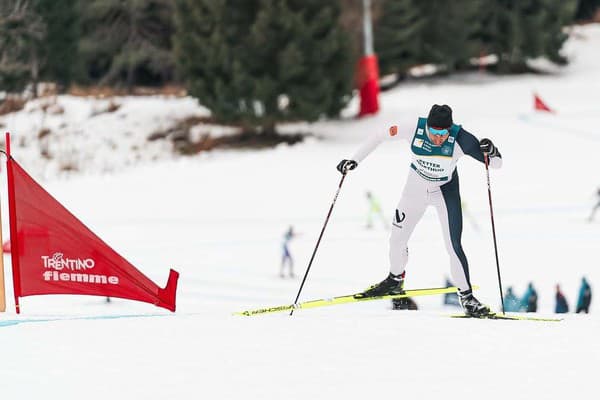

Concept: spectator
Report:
left=503, top=286, right=521, bottom=312
left=521, top=282, right=538, bottom=312
left=576, top=277, right=592, bottom=313
left=555, top=284, right=569, bottom=314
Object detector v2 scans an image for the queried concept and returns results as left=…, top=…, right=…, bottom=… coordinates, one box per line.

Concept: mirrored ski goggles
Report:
left=428, top=126, right=449, bottom=136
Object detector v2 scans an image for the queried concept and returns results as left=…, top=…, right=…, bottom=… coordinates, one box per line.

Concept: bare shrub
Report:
left=0, top=96, right=27, bottom=115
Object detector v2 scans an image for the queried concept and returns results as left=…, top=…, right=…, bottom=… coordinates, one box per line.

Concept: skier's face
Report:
left=427, top=126, right=450, bottom=146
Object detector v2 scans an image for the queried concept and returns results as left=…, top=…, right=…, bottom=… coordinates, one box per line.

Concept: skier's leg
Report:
left=434, top=176, right=490, bottom=316
left=434, top=174, right=471, bottom=292
left=354, top=178, right=427, bottom=299
left=389, top=178, right=428, bottom=276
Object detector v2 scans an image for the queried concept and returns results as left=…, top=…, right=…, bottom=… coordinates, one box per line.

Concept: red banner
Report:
left=6, top=149, right=178, bottom=313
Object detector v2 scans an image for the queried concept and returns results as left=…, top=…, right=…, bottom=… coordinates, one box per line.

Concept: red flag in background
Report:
left=6, top=154, right=179, bottom=313
left=534, top=93, right=554, bottom=113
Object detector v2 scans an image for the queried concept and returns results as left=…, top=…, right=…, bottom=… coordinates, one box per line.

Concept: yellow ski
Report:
left=234, top=286, right=462, bottom=316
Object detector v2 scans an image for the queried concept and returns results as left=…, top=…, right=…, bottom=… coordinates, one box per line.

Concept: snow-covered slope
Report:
left=0, top=95, right=210, bottom=178
left=0, top=24, right=599, bottom=400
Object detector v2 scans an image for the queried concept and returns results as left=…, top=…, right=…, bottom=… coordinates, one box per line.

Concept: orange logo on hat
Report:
left=389, top=125, right=398, bottom=136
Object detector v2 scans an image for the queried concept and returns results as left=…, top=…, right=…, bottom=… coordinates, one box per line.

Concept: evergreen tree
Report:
left=540, top=0, right=578, bottom=65
left=174, top=0, right=353, bottom=133
left=79, top=0, right=175, bottom=87
left=418, top=1, right=483, bottom=72
left=575, top=0, right=600, bottom=21
left=480, top=0, right=576, bottom=73
left=33, top=0, right=80, bottom=87
left=374, top=0, right=424, bottom=76
left=375, top=0, right=483, bottom=77
left=174, top=0, right=257, bottom=123
left=0, top=0, right=46, bottom=92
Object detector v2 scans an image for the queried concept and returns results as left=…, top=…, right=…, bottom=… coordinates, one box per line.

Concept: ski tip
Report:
left=232, top=311, right=250, bottom=317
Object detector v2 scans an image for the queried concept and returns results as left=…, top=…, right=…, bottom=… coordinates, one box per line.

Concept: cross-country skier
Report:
left=365, top=191, right=388, bottom=229
left=588, top=188, right=600, bottom=222
left=280, top=226, right=296, bottom=278
left=336, top=104, right=502, bottom=317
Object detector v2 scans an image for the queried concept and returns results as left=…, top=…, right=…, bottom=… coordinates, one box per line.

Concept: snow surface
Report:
left=0, top=24, right=599, bottom=400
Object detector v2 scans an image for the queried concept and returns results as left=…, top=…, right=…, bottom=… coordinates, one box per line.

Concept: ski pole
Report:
left=290, top=173, right=346, bottom=316
left=484, top=153, right=505, bottom=315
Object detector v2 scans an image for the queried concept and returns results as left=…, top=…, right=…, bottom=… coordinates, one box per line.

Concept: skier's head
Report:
left=427, top=104, right=453, bottom=128
left=427, top=104, right=452, bottom=146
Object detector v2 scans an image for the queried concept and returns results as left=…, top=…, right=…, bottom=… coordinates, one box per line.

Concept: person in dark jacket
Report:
left=576, top=277, right=592, bottom=313
left=521, top=282, right=538, bottom=313
left=555, top=284, right=569, bottom=314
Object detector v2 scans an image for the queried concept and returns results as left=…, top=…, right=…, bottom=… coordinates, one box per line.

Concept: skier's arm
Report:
left=350, top=128, right=389, bottom=163
left=457, top=128, right=503, bottom=169
left=354, top=124, right=412, bottom=161
left=337, top=123, right=411, bottom=174
left=337, top=130, right=386, bottom=173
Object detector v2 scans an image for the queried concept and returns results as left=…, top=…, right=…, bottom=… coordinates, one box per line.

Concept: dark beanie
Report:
left=427, top=104, right=453, bottom=128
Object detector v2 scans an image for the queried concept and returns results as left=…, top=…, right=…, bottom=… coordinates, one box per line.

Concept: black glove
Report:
left=479, top=138, right=499, bottom=157
left=336, top=159, right=358, bottom=174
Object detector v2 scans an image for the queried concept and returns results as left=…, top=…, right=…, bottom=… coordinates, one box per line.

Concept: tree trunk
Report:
left=31, top=49, right=39, bottom=98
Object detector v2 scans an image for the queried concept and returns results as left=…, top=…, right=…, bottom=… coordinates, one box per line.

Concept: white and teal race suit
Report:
left=350, top=118, right=502, bottom=292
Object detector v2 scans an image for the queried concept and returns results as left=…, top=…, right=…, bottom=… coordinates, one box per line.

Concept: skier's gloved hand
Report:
left=479, top=138, right=499, bottom=157
left=336, top=159, right=358, bottom=174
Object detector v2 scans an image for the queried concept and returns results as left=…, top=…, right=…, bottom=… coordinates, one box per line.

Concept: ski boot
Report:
left=354, top=272, right=405, bottom=299
left=391, top=297, right=418, bottom=310
left=458, top=289, right=492, bottom=317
